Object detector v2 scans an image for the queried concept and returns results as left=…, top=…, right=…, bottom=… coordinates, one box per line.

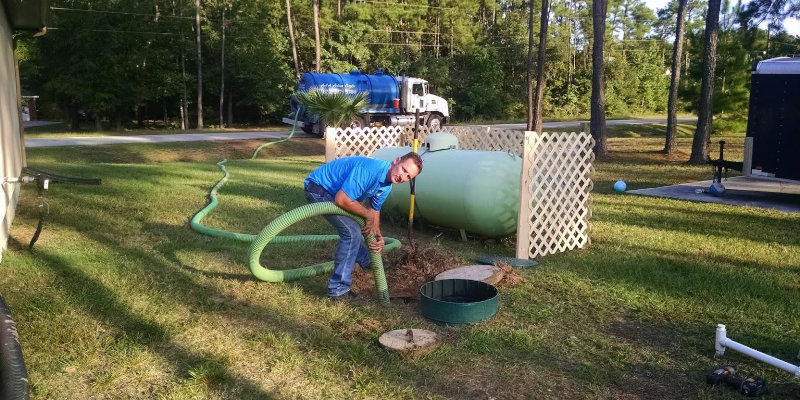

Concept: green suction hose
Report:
left=190, top=159, right=398, bottom=304
left=247, top=202, right=396, bottom=304
left=251, top=109, right=300, bottom=159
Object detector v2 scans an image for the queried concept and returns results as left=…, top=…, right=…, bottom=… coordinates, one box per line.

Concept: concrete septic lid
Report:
left=435, top=265, right=504, bottom=285
left=379, top=329, right=438, bottom=352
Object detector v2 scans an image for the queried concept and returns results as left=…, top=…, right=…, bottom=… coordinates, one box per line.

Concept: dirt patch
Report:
left=350, top=317, right=385, bottom=336
left=350, top=244, right=524, bottom=299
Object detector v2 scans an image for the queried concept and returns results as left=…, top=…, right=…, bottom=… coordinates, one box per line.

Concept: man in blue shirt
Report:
left=304, top=152, right=423, bottom=301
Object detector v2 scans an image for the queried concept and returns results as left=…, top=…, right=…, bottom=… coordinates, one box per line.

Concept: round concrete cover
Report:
left=379, top=329, right=438, bottom=352
left=435, top=264, right=504, bottom=285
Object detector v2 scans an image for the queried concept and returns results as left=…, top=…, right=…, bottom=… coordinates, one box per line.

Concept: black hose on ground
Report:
left=0, top=294, right=29, bottom=400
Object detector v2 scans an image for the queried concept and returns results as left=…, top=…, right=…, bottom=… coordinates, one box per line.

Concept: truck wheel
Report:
left=301, top=124, right=315, bottom=135
left=349, top=117, right=366, bottom=129
left=427, top=114, right=442, bottom=131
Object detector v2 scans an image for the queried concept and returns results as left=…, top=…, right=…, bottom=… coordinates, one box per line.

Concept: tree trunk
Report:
left=526, top=0, right=535, bottom=131
left=227, top=90, right=233, bottom=126
left=94, top=115, right=102, bottom=132
left=591, top=0, right=608, bottom=158
left=313, top=0, right=321, bottom=72
left=219, top=5, right=226, bottom=128
left=137, top=106, right=144, bottom=128
left=195, top=0, right=204, bottom=129
left=179, top=99, right=185, bottom=130
left=664, top=0, right=688, bottom=154
left=689, top=0, right=722, bottom=164
left=286, top=0, right=300, bottom=78
left=178, top=0, right=188, bottom=130
left=532, top=0, right=550, bottom=134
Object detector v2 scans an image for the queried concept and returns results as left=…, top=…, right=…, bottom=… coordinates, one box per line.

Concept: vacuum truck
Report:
left=282, top=69, right=450, bottom=135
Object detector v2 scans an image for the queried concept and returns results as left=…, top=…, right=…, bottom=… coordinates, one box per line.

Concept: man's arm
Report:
left=366, top=208, right=384, bottom=251
left=334, top=190, right=384, bottom=251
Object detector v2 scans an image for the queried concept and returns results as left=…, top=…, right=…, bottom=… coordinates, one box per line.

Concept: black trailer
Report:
left=744, top=57, right=800, bottom=181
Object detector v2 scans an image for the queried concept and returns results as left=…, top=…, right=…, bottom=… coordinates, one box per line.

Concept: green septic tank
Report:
left=371, top=133, right=522, bottom=237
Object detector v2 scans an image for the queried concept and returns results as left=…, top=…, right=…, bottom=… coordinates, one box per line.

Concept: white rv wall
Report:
left=0, top=5, right=27, bottom=261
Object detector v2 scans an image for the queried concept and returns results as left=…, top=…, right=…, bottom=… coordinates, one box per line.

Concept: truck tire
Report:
left=349, top=117, right=366, bottom=129
left=301, top=123, right=315, bottom=135
left=427, top=114, right=442, bottom=131
left=0, top=295, right=29, bottom=400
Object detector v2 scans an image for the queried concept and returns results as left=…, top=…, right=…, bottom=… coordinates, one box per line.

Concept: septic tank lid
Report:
left=435, top=265, right=504, bottom=285
left=423, top=132, right=458, bottom=152
left=379, top=329, right=438, bottom=352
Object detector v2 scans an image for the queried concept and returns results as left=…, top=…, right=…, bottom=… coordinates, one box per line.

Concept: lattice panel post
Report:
left=519, top=131, right=595, bottom=259
left=325, top=127, right=337, bottom=162
left=515, top=130, right=537, bottom=259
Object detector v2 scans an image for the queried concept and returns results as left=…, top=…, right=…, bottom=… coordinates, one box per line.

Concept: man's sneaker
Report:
left=329, top=291, right=359, bottom=304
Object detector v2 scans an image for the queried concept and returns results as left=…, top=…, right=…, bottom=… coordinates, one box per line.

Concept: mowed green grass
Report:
left=1, top=127, right=798, bottom=399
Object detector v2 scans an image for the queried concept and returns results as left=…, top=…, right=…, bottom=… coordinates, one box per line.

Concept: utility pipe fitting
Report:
left=715, top=324, right=800, bottom=378
left=3, top=176, right=36, bottom=184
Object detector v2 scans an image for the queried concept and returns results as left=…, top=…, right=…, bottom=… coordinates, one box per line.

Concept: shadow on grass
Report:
left=605, top=122, right=695, bottom=138
left=8, top=236, right=279, bottom=399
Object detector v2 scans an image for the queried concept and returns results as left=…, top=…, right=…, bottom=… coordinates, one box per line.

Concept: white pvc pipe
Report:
left=715, top=324, right=800, bottom=378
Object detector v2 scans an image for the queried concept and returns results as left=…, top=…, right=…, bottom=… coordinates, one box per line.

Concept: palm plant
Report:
left=294, top=89, right=369, bottom=128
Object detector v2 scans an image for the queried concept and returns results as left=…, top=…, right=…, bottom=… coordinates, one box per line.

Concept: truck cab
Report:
left=284, top=71, right=450, bottom=135
left=397, top=77, right=449, bottom=130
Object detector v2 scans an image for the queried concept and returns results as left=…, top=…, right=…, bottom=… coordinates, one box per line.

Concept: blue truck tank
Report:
left=298, top=70, right=399, bottom=113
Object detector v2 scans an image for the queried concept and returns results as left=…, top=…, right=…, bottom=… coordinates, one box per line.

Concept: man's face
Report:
left=388, top=158, right=421, bottom=184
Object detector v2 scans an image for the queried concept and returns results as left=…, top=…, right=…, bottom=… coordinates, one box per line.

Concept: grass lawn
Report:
left=2, top=125, right=798, bottom=399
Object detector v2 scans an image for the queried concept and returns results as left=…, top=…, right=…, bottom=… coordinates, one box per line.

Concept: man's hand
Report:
left=361, top=209, right=383, bottom=251
left=367, top=234, right=385, bottom=252
left=334, top=190, right=383, bottom=252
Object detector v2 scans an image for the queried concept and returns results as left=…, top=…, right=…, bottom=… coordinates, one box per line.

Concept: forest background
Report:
left=14, top=0, right=800, bottom=132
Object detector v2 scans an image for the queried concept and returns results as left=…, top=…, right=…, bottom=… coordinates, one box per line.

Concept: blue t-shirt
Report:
left=305, top=156, right=393, bottom=210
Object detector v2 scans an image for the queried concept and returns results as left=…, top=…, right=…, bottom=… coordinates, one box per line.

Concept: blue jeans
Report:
left=304, top=181, right=371, bottom=297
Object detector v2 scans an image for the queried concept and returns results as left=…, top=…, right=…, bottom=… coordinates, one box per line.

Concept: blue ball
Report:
left=613, top=180, right=627, bottom=192
left=709, top=182, right=726, bottom=197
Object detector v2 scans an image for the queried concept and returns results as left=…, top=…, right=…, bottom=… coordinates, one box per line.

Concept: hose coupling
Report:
left=3, top=176, right=35, bottom=184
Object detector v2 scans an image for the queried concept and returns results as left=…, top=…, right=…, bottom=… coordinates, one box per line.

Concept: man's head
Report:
left=387, top=152, right=423, bottom=184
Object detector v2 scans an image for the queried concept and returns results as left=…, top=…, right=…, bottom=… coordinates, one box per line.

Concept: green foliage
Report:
left=14, top=0, right=800, bottom=126
left=450, top=47, right=509, bottom=120
left=294, top=89, right=368, bottom=128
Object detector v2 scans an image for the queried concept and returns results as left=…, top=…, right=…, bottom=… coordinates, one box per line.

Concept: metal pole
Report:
left=408, top=110, right=420, bottom=247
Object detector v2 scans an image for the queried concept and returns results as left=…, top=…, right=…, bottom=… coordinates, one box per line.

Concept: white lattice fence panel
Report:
left=437, top=126, right=486, bottom=149
left=399, top=126, right=428, bottom=146
left=325, top=126, right=405, bottom=161
left=517, top=131, right=595, bottom=259
left=475, top=128, right=525, bottom=156
left=404, top=126, right=524, bottom=155
left=400, top=125, right=479, bottom=146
